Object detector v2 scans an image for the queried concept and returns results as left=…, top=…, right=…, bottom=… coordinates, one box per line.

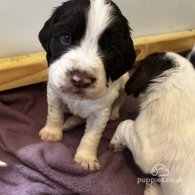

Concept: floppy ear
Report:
left=125, top=52, right=174, bottom=96
left=109, top=36, right=136, bottom=81
left=125, top=65, right=152, bottom=96
left=38, top=17, right=53, bottom=63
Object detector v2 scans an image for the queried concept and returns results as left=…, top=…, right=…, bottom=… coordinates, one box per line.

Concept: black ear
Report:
left=39, top=18, right=52, bottom=51
left=38, top=17, right=53, bottom=63
left=125, top=65, right=151, bottom=96
left=110, top=36, right=136, bottom=81
left=125, top=52, right=175, bottom=96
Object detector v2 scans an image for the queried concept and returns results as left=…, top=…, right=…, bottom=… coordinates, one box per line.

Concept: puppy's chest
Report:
left=62, top=97, right=105, bottom=118
left=60, top=81, right=122, bottom=118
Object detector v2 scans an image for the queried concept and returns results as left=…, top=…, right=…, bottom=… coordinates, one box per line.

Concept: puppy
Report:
left=38, top=0, right=136, bottom=171
left=110, top=52, right=195, bottom=194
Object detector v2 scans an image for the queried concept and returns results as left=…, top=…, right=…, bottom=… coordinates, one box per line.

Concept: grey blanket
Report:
left=0, top=84, right=145, bottom=195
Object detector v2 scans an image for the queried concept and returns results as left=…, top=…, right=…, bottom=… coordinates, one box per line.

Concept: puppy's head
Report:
left=39, top=0, right=136, bottom=99
left=125, top=52, right=176, bottom=97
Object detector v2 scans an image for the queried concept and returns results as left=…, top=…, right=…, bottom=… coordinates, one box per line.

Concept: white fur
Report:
left=83, top=0, right=113, bottom=49
left=39, top=0, right=129, bottom=171
left=111, top=52, right=195, bottom=194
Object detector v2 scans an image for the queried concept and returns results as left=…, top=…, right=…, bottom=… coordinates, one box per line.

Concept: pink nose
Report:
left=70, top=70, right=96, bottom=88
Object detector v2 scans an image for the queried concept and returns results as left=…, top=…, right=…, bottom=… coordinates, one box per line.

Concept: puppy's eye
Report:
left=104, top=47, right=114, bottom=55
left=60, top=33, right=72, bottom=45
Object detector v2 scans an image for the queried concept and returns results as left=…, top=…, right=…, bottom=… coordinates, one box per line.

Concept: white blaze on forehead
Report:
left=81, top=0, right=114, bottom=51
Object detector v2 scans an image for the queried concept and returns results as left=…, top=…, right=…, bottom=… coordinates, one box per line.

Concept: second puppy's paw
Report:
left=110, top=131, right=125, bottom=152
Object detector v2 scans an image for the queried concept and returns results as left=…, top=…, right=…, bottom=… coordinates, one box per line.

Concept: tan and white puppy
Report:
left=110, top=52, right=195, bottom=194
left=38, top=0, right=136, bottom=171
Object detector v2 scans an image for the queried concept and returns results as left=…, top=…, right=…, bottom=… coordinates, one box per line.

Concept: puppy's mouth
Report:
left=60, top=86, right=83, bottom=94
left=59, top=86, right=92, bottom=98
left=57, top=71, right=108, bottom=99
left=59, top=84, right=107, bottom=100
left=71, top=89, right=85, bottom=95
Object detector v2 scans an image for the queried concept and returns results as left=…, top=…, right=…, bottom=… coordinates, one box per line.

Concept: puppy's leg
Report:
left=74, top=108, right=110, bottom=171
left=63, top=115, right=85, bottom=131
left=110, top=89, right=126, bottom=121
left=110, top=120, right=158, bottom=174
left=39, top=86, right=65, bottom=142
left=110, top=120, right=134, bottom=152
left=144, top=183, right=162, bottom=195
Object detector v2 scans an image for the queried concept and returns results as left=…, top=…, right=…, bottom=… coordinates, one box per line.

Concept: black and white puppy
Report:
left=110, top=52, right=195, bottom=195
left=39, top=0, right=136, bottom=171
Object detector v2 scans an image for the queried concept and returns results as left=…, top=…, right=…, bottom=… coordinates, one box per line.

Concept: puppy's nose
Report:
left=70, top=70, right=96, bottom=88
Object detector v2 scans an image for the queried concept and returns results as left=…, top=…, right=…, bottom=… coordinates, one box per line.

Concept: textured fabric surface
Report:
left=0, top=83, right=145, bottom=195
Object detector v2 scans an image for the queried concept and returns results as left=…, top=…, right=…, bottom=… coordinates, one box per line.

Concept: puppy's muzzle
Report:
left=70, top=70, right=96, bottom=89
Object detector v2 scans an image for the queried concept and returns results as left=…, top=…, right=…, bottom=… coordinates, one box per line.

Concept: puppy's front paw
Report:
left=109, top=142, right=125, bottom=152
left=39, top=126, right=63, bottom=142
left=110, top=120, right=133, bottom=152
left=74, top=153, right=100, bottom=171
left=110, top=133, right=125, bottom=152
left=109, top=141, right=125, bottom=152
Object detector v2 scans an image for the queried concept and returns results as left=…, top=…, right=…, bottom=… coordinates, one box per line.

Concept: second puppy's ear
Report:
left=125, top=64, right=151, bottom=96
left=125, top=52, right=175, bottom=96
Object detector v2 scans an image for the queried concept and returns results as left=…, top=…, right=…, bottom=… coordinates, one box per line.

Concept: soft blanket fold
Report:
left=0, top=83, right=145, bottom=195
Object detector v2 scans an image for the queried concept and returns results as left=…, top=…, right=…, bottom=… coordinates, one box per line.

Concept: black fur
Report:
left=98, top=1, right=136, bottom=81
left=125, top=52, right=176, bottom=97
left=39, top=0, right=136, bottom=81
left=39, top=0, right=90, bottom=64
